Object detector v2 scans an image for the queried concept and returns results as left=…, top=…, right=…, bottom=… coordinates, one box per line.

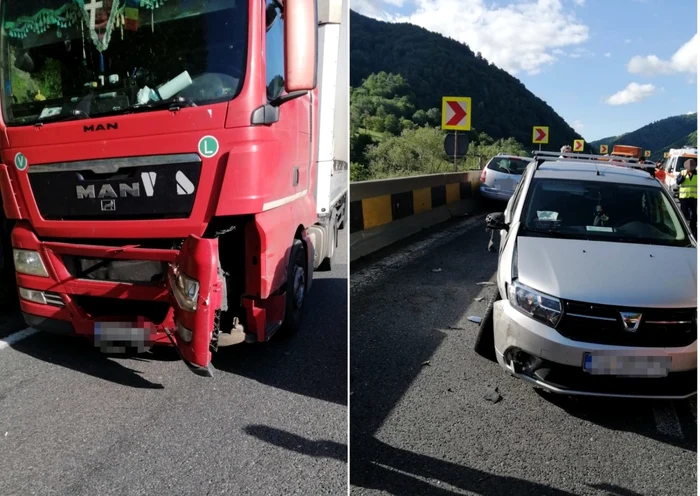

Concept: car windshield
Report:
left=0, top=0, right=247, bottom=126
left=487, top=157, right=531, bottom=175
left=521, top=178, right=691, bottom=247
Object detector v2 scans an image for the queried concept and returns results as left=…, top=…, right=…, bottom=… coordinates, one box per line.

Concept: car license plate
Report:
left=94, top=322, right=151, bottom=352
left=494, top=179, right=515, bottom=191
left=583, top=353, right=671, bottom=377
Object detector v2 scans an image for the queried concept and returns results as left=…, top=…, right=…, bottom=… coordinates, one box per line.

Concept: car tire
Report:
left=278, top=239, right=308, bottom=338
left=473, top=287, right=500, bottom=361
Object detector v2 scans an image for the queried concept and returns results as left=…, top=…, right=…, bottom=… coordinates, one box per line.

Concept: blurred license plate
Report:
left=583, top=353, right=671, bottom=377
left=494, top=179, right=515, bottom=191
left=94, top=322, right=151, bottom=352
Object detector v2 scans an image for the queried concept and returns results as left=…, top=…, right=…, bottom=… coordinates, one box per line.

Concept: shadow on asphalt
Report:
left=350, top=214, right=696, bottom=494
left=9, top=332, right=169, bottom=389
left=7, top=276, right=347, bottom=406
left=536, top=391, right=697, bottom=452
left=243, top=425, right=347, bottom=462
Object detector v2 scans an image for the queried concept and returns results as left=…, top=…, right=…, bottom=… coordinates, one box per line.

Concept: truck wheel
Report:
left=473, top=288, right=499, bottom=361
left=280, top=239, right=307, bottom=336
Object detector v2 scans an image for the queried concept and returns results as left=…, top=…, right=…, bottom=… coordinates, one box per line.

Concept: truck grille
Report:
left=72, top=295, right=170, bottom=324
left=557, top=300, right=696, bottom=348
left=27, top=154, right=201, bottom=221
left=63, top=256, right=167, bottom=284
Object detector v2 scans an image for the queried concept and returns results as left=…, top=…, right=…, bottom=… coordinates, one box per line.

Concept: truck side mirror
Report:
left=486, top=212, right=508, bottom=231
left=284, top=0, right=318, bottom=92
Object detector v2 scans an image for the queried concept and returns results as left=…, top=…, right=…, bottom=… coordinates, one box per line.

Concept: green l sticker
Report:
left=15, top=153, right=27, bottom=171
left=198, top=136, right=219, bottom=158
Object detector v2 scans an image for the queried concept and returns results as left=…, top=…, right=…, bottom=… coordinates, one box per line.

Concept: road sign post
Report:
left=573, top=139, right=585, bottom=153
left=444, top=132, right=469, bottom=171
left=644, top=150, right=651, bottom=158
left=600, top=144, right=609, bottom=154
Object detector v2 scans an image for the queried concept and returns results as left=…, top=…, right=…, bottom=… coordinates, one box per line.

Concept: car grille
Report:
left=557, top=300, right=696, bottom=348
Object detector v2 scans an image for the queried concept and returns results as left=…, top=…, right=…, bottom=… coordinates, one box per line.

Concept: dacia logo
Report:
left=77, top=183, right=140, bottom=199
left=84, top=123, right=118, bottom=132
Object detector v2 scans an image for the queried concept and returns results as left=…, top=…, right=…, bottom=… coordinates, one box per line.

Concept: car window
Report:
left=487, top=157, right=531, bottom=175
left=520, top=178, right=690, bottom=247
left=674, top=156, right=696, bottom=172
left=505, top=170, right=527, bottom=221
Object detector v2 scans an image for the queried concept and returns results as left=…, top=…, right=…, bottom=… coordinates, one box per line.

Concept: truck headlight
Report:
left=508, top=280, right=562, bottom=327
left=13, top=249, right=48, bottom=277
left=169, top=268, right=200, bottom=312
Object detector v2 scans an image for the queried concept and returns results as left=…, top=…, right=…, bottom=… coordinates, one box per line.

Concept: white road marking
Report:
left=653, top=402, right=683, bottom=438
left=351, top=213, right=488, bottom=294
left=0, top=328, right=38, bottom=351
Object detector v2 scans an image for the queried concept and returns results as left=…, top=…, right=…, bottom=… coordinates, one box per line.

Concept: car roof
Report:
left=494, top=154, right=532, bottom=160
left=532, top=159, right=659, bottom=187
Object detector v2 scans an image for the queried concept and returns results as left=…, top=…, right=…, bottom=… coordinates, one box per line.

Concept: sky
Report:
left=350, top=0, right=698, bottom=142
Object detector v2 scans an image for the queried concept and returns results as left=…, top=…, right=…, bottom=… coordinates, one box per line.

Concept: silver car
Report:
left=476, top=155, right=696, bottom=399
left=479, top=154, right=533, bottom=202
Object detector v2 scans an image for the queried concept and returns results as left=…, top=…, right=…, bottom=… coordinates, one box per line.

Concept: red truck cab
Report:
left=0, top=0, right=320, bottom=376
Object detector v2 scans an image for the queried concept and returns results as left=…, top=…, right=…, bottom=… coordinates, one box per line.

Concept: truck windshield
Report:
left=0, top=0, right=247, bottom=126
left=522, top=178, right=692, bottom=247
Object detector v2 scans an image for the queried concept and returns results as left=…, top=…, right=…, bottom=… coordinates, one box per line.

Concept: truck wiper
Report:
left=125, top=96, right=197, bottom=114
left=34, top=109, right=90, bottom=127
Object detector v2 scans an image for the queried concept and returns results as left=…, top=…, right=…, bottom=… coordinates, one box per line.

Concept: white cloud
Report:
left=625, top=39, right=632, bottom=44
left=362, top=0, right=589, bottom=75
left=627, top=34, right=698, bottom=76
left=573, top=0, right=585, bottom=5
left=573, top=120, right=585, bottom=131
left=604, top=52, right=611, bottom=57
left=350, top=0, right=396, bottom=20
left=605, top=83, right=656, bottom=105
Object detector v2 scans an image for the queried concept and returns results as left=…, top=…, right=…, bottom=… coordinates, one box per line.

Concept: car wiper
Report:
left=523, top=227, right=579, bottom=238
left=124, top=96, right=197, bottom=114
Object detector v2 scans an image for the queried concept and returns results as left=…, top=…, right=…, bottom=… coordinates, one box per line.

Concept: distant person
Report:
left=677, top=158, right=697, bottom=236
left=559, top=145, right=572, bottom=158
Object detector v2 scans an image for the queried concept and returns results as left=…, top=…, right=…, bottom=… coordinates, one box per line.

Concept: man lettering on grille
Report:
left=676, top=158, right=697, bottom=236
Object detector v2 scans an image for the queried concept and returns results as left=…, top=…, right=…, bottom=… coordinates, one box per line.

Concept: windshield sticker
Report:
left=39, top=107, right=62, bottom=120
left=14, top=153, right=28, bottom=171
left=536, top=211, right=559, bottom=221
left=586, top=226, right=613, bottom=232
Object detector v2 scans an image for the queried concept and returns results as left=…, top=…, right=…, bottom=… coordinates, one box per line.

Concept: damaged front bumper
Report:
left=12, top=222, right=224, bottom=376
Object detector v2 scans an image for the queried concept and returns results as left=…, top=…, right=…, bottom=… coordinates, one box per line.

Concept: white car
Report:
left=479, top=154, right=533, bottom=202
left=476, top=155, right=696, bottom=399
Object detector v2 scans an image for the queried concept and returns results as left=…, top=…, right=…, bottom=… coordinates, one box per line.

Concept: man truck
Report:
left=0, top=0, right=348, bottom=376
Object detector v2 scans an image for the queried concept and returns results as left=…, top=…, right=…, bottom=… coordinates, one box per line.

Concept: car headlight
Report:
left=169, top=267, right=200, bottom=312
left=508, top=279, right=562, bottom=327
left=13, top=249, right=48, bottom=277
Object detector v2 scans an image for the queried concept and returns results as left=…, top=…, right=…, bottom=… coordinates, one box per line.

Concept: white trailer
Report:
left=309, top=0, right=348, bottom=270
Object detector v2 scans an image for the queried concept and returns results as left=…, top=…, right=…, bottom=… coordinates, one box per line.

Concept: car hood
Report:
left=515, top=236, right=697, bottom=308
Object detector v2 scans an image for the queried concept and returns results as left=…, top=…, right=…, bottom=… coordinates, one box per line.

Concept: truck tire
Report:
left=473, top=288, right=500, bottom=361
left=279, top=239, right=307, bottom=337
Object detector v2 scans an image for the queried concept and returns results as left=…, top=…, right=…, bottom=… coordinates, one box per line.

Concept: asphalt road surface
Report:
left=350, top=213, right=696, bottom=496
left=0, top=230, right=348, bottom=496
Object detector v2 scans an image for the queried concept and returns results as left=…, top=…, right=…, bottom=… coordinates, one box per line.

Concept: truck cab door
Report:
left=168, top=235, right=223, bottom=377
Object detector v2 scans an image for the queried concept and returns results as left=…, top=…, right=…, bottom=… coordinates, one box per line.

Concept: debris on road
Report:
left=422, top=360, right=431, bottom=367
left=484, top=387, right=502, bottom=403
left=476, top=281, right=495, bottom=286
left=432, top=268, right=442, bottom=273
left=468, top=316, right=483, bottom=324
left=447, top=325, right=465, bottom=330
left=474, top=297, right=484, bottom=302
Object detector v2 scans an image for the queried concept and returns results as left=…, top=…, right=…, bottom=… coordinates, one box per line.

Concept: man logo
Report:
left=141, top=172, right=157, bottom=197
left=620, top=312, right=642, bottom=332
left=176, top=171, right=195, bottom=195
left=101, top=199, right=116, bottom=211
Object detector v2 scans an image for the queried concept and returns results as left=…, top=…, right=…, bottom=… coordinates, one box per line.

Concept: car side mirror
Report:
left=486, top=212, right=508, bottom=231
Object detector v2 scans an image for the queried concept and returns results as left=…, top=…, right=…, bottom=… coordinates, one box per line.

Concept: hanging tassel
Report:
left=125, top=0, right=139, bottom=31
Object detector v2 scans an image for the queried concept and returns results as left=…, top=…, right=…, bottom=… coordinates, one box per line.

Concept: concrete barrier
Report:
left=350, top=171, right=481, bottom=261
